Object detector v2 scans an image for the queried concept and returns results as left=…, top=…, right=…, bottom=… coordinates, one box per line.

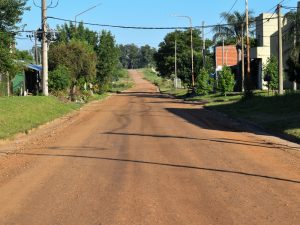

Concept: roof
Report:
left=27, top=64, right=42, bottom=71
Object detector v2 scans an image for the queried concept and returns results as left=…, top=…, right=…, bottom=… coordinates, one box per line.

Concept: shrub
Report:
left=195, top=68, right=214, bottom=95
left=218, top=66, right=235, bottom=96
left=49, top=65, right=71, bottom=92
left=263, top=56, right=278, bottom=91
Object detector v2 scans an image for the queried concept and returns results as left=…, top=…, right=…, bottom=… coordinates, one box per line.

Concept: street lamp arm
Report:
left=75, top=2, right=102, bottom=25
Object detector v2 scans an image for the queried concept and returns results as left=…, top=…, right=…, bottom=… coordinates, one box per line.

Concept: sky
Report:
left=17, top=0, right=298, bottom=50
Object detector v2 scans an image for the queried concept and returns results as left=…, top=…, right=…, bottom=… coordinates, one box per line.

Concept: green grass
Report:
left=110, top=70, right=134, bottom=93
left=0, top=96, right=80, bottom=139
left=207, top=92, right=300, bottom=140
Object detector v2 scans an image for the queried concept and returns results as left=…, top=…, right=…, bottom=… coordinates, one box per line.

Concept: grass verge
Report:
left=0, top=96, right=81, bottom=139
left=206, top=93, right=300, bottom=141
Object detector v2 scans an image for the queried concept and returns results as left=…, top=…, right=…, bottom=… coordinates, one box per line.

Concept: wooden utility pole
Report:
left=202, top=21, right=206, bottom=68
left=190, top=24, right=195, bottom=88
left=42, top=0, right=49, bottom=96
left=34, top=31, right=38, bottom=65
left=277, top=4, right=284, bottom=94
left=245, top=0, right=251, bottom=80
left=175, top=39, right=177, bottom=88
left=241, top=24, right=245, bottom=92
left=222, top=37, right=225, bottom=66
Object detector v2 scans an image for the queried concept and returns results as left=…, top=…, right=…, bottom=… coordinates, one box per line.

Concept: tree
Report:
left=154, top=30, right=205, bottom=86
left=283, top=11, right=300, bottom=87
left=139, top=45, right=156, bottom=68
left=48, top=40, right=97, bottom=99
left=96, top=30, right=120, bottom=92
left=49, top=65, right=71, bottom=92
left=0, top=0, right=29, bottom=94
left=56, top=22, right=98, bottom=48
left=14, top=49, right=33, bottom=62
left=218, top=66, right=235, bottom=96
left=263, top=56, right=278, bottom=91
left=195, top=68, right=213, bottom=95
left=213, top=11, right=254, bottom=47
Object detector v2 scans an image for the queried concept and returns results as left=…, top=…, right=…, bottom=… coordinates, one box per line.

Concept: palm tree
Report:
left=213, top=11, right=254, bottom=48
left=213, top=11, right=254, bottom=91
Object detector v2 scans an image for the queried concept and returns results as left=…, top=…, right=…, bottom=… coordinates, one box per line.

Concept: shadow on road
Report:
left=102, top=132, right=300, bottom=152
left=10, top=152, right=300, bottom=184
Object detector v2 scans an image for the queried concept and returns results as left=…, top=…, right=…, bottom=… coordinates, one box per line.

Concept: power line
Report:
left=205, top=0, right=240, bottom=36
left=47, top=15, right=281, bottom=30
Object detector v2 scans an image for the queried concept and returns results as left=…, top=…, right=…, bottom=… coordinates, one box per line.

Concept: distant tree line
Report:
left=119, top=44, right=157, bottom=69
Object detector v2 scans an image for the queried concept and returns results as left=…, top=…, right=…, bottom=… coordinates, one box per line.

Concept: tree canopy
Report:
left=0, top=0, right=29, bottom=75
left=154, top=30, right=205, bottom=85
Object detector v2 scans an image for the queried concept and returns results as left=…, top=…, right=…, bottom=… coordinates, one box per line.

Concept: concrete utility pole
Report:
left=241, top=24, right=245, bottom=92
left=245, top=0, right=251, bottom=80
left=202, top=21, right=206, bottom=68
left=277, top=4, right=284, bottom=95
left=189, top=18, right=195, bottom=88
left=172, top=15, right=195, bottom=88
left=42, top=0, right=49, bottom=96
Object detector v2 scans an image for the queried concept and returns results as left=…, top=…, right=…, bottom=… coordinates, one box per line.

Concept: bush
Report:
left=195, top=68, right=214, bottom=95
left=218, top=66, right=235, bottom=96
left=263, top=56, right=278, bottom=91
left=49, top=65, right=71, bottom=92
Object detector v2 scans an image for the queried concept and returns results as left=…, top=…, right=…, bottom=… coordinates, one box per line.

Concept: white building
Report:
left=251, top=9, right=297, bottom=90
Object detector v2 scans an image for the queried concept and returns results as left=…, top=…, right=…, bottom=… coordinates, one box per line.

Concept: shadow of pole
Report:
left=14, top=152, right=300, bottom=184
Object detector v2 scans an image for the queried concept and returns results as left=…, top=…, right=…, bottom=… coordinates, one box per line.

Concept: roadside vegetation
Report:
left=110, top=69, right=134, bottom=93
left=142, top=69, right=300, bottom=141
left=207, top=92, right=300, bottom=140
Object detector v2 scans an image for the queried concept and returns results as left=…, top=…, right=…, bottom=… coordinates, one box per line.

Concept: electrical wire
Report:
left=46, top=15, right=280, bottom=30
left=205, top=0, right=240, bottom=36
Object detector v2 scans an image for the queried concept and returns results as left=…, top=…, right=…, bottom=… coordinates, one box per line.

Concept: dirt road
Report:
left=0, top=70, right=299, bottom=225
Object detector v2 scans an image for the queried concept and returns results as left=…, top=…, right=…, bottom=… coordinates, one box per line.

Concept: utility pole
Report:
left=175, top=39, right=178, bottom=89
left=190, top=22, right=195, bottom=88
left=202, top=21, right=206, bottom=68
left=241, top=23, right=245, bottom=92
left=245, top=0, right=251, bottom=81
left=34, top=31, right=38, bottom=65
left=222, top=37, right=225, bottom=66
left=172, top=15, right=194, bottom=88
left=277, top=4, right=284, bottom=94
left=42, top=0, right=49, bottom=96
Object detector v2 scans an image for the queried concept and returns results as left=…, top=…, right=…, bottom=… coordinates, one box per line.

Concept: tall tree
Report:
left=284, top=11, right=300, bottom=86
left=213, top=11, right=254, bottom=48
left=139, top=45, right=156, bottom=68
left=0, top=0, right=28, bottom=75
left=154, top=30, right=204, bottom=85
left=48, top=40, right=97, bottom=98
left=96, top=30, right=120, bottom=91
left=56, top=22, right=98, bottom=48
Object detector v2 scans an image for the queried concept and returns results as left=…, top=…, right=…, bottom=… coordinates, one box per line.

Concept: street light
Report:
left=172, top=14, right=195, bottom=88
left=75, top=2, right=102, bottom=30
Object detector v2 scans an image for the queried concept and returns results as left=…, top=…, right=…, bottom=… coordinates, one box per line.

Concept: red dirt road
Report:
left=0, top=70, right=299, bottom=225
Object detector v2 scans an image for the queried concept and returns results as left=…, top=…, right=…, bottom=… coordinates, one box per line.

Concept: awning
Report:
left=27, top=64, right=42, bottom=71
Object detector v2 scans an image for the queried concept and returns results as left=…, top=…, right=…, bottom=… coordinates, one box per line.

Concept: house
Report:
left=215, top=45, right=239, bottom=72
left=12, top=64, right=42, bottom=95
left=250, top=4, right=299, bottom=90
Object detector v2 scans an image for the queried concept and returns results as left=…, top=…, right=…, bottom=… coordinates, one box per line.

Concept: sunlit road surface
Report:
left=0, top=70, right=299, bottom=225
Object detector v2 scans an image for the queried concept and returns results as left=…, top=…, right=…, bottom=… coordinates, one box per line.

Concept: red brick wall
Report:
left=215, top=45, right=238, bottom=67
